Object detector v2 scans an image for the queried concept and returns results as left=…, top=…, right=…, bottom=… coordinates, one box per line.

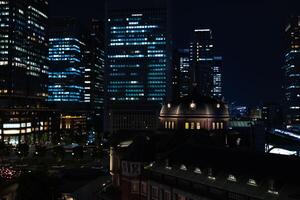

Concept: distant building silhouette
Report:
left=190, top=29, right=223, bottom=99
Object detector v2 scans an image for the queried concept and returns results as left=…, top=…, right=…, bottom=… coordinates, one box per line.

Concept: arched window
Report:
left=220, top=122, right=224, bottom=129
left=196, top=122, right=201, bottom=130
left=185, top=122, right=189, bottom=130
left=171, top=121, right=175, bottom=129
left=164, top=121, right=168, bottom=129
left=191, top=122, right=195, bottom=129
left=212, top=122, right=216, bottom=130
left=216, top=122, right=220, bottom=130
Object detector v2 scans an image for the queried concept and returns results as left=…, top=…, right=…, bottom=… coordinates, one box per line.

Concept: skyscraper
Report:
left=189, top=29, right=223, bottom=99
left=177, top=49, right=191, bottom=98
left=48, top=17, right=85, bottom=105
left=84, top=19, right=105, bottom=132
left=0, top=0, right=50, bottom=144
left=212, top=56, right=223, bottom=99
left=105, top=0, right=170, bottom=131
left=48, top=17, right=89, bottom=137
left=283, top=16, right=300, bottom=125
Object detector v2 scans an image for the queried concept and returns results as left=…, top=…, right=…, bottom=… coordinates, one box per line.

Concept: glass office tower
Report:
left=48, top=17, right=85, bottom=105
left=84, top=19, right=105, bottom=132
left=190, top=29, right=223, bottom=99
left=190, top=29, right=214, bottom=97
left=284, top=16, right=300, bottom=125
left=0, top=0, right=50, bottom=144
left=212, top=56, right=223, bottom=99
left=107, top=12, right=169, bottom=102
left=178, top=49, right=191, bottom=98
left=106, top=0, right=170, bottom=131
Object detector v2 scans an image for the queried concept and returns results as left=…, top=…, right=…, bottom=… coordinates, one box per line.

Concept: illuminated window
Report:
left=196, top=122, right=201, bottom=130
left=168, top=121, right=171, bottom=129
left=191, top=122, right=195, bottom=129
left=185, top=122, right=189, bottom=130
left=212, top=122, right=216, bottom=130
left=171, top=121, right=175, bottom=129
left=216, top=122, right=220, bottom=130
left=220, top=122, right=224, bottom=129
left=164, top=121, right=168, bottom=129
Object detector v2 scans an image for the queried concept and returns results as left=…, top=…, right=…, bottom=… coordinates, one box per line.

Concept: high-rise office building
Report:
left=48, top=17, right=88, bottom=136
left=283, top=16, right=300, bottom=125
left=0, top=0, right=50, bottom=144
left=48, top=17, right=85, bottom=105
left=212, top=56, right=223, bottom=99
left=177, top=49, right=191, bottom=98
left=190, top=29, right=223, bottom=99
left=84, top=19, right=105, bottom=132
left=105, top=0, right=170, bottom=131
left=48, top=17, right=106, bottom=135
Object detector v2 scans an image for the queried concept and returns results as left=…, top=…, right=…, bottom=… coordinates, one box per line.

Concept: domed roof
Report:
left=160, top=92, right=229, bottom=118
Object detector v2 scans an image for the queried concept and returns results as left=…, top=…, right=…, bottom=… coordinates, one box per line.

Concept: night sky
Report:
left=49, top=0, right=300, bottom=106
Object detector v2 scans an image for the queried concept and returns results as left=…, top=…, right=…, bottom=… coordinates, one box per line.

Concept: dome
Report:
left=159, top=91, right=230, bottom=131
left=160, top=94, right=229, bottom=119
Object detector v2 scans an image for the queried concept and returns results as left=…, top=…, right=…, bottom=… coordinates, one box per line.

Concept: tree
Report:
left=73, top=146, right=84, bottom=160
left=52, top=146, right=65, bottom=163
left=16, top=143, right=29, bottom=159
left=34, top=145, right=47, bottom=157
left=0, top=142, right=10, bottom=162
left=15, top=171, right=59, bottom=200
left=92, top=147, right=105, bottom=160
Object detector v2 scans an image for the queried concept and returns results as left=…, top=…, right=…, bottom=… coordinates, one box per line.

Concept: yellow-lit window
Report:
left=171, top=122, right=175, bottom=129
left=185, top=122, right=189, bottom=130
left=165, top=121, right=168, bottom=129
left=191, top=122, right=195, bottom=129
left=216, top=122, right=220, bottom=130
left=196, top=122, right=201, bottom=130
left=220, top=122, right=224, bottom=129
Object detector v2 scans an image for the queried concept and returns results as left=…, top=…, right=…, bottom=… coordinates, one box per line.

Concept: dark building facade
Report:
left=105, top=0, right=171, bottom=132
left=190, top=29, right=223, bottom=99
left=212, top=56, right=223, bottom=99
left=173, top=49, right=190, bottom=98
left=283, top=16, right=300, bottom=125
left=0, top=0, right=51, bottom=144
left=108, top=131, right=300, bottom=200
left=262, top=103, right=283, bottom=128
left=84, top=19, right=105, bottom=132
